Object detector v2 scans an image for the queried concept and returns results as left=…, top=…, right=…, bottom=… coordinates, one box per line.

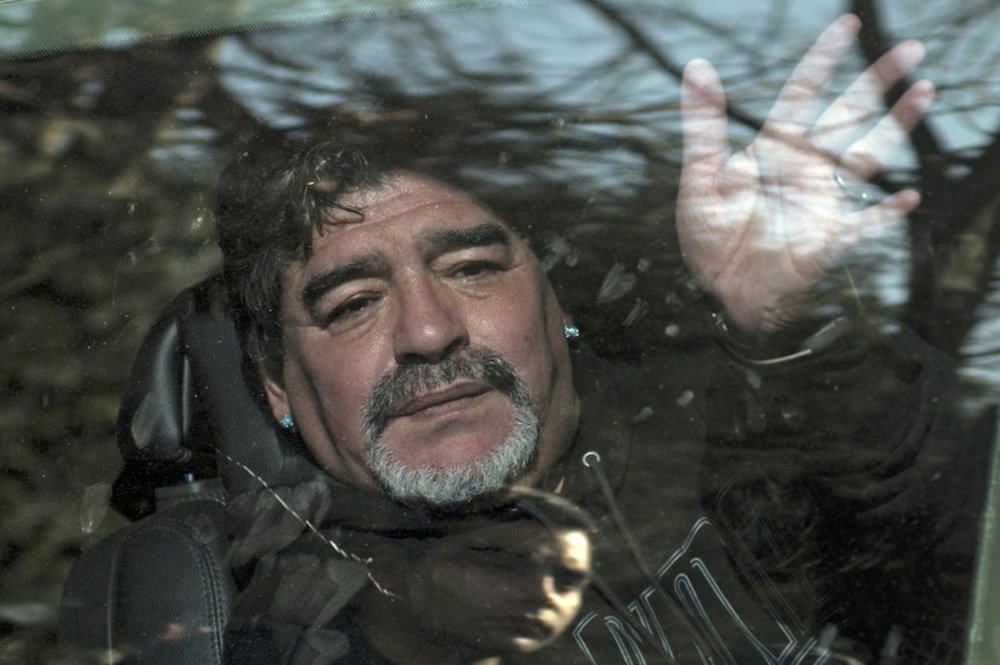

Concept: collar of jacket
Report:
left=540, top=343, right=634, bottom=512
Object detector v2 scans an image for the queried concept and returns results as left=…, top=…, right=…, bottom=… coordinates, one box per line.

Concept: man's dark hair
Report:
left=214, top=123, right=607, bottom=377
left=215, top=136, right=390, bottom=377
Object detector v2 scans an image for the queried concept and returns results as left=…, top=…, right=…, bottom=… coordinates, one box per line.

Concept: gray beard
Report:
left=362, top=348, right=539, bottom=506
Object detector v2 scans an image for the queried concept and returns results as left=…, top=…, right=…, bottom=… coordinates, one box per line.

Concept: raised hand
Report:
left=677, top=14, right=934, bottom=333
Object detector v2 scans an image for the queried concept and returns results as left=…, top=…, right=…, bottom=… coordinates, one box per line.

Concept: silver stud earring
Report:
left=563, top=324, right=580, bottom=340
left=279, top=413, right=295, bottom=430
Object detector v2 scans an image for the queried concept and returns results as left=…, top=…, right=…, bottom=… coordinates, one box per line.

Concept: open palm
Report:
left=677, top=15, right=934, bottom=332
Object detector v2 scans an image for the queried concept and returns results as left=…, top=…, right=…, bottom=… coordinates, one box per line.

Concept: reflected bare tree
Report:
left=3, top=0, right=1000, bottom=660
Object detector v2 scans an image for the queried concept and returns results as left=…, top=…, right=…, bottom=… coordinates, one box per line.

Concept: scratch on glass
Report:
left=211, top=443, right=397, bottom=598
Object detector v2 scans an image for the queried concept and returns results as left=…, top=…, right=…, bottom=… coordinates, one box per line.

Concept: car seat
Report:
left=58, top=277, right=324, bottom=665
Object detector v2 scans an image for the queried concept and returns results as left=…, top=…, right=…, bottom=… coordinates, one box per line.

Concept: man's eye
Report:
left=325, top=296, right=377, bottom=324
left=451, top=261, right=500, bottom=279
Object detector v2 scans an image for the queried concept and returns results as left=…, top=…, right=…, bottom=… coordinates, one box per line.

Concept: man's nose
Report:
left=392, top=276, right=469, bottom=364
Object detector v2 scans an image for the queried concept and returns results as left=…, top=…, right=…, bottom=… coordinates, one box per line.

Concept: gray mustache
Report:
left=362, top=348, right=528, bottom=445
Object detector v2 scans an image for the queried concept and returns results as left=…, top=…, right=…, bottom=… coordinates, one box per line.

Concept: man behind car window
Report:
left=218, top=15, right=955, bottom=664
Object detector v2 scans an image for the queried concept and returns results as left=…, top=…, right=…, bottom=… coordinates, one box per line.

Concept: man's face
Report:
left=264, top=172, right=579, bottom=503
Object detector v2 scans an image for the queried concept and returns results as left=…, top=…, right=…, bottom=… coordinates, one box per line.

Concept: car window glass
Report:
left=3, top=1, right=1000, bottom=663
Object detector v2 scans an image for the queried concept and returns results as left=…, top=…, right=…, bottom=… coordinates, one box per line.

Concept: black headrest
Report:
left=112, top=276, right=322, bottom=519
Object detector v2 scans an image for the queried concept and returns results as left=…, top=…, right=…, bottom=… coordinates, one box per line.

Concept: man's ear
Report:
left=261, top=366, right=291, bottom=423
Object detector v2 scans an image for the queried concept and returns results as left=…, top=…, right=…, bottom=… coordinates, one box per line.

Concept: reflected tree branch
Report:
left=578, top=0, right=764, bottom=133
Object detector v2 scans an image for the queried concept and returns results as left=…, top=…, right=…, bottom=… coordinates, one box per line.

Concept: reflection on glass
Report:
left=3, top=2, right=1000, bottom=664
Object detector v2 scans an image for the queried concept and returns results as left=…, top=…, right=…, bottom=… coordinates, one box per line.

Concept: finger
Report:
left=812, top=40, right=927, bottom=154
left=766, top=14, right=861, bottom=133
left=822, top=189, right=915, bottom=257
left=680, top=58, right=730, bottom=179
left=855, top=188, right=919, bottom=233
left=839, top=79, right=935, bottom=180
